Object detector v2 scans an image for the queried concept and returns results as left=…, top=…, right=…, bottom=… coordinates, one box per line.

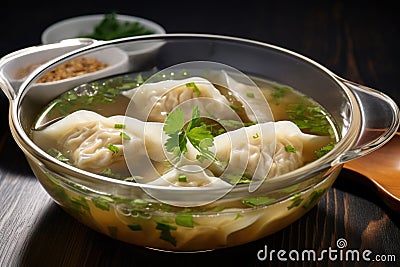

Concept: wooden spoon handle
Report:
left=344, top=132, right=400, bottom=212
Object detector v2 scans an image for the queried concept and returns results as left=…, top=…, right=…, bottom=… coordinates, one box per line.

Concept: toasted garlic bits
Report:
left=37, top=57, right=108, bottom=83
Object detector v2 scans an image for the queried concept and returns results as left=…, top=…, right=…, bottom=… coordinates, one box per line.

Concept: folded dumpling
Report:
left=31, top=110, right=167, bottom=179
left=123, top=77, right=239, bottom=123
left=186, top=121, right=331, bottom=189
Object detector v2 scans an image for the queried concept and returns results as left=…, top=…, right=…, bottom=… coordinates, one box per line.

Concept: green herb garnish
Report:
left=163, top=106, right=217, bottom=163
left=235, top=213, right=243, bottom=220
left=284, top=145, right=297, bottom=153
left=42, top=74, right=145, bottom=120
left=178, top=175, right=187, bottom=183
left=100, top=168, right=123, bottom=179
left=287, top=193, right=303, bottom=210
left=246, top=92, right=255, bottom=98
left=106, top=144, right=119, bottom=155
left=92, top=196, right=114, bottom=211
left=242, top=196, right=275, bottom=207
left=47, top=148, right=70, bottom=164
left=114, top=123, right=126, bottom=129
left=175, top=214, right=194, bottom=228
left=315, top=142, right=335, bottom=158
left=230, top=104, right=240, bottom=111
left=302, top=188, right=327, bottom=210
left=271, top=85, right=292, bottom=105
left=186, top=82, right=201, bottom=95
left=156, top=222, right=177, bottom=246
left=70, top=197, right=90, bottom=212
left=286, top=103, right=332, bottom=135
left=80, top=12, right=155, bottom=40
left=120, top=132, right=131, bottom=140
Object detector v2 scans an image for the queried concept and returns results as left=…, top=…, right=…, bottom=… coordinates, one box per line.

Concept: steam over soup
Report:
left=31, top=71, right=338, bottom=184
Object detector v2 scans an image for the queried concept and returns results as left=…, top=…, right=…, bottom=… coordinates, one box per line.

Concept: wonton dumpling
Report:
left=266, top=121, right=331, bottom=177
left=186, top=121, right=331, bottom=181
left=31, top=110, right=167, bottom=178
left=124, top=77, right=238, bottom=122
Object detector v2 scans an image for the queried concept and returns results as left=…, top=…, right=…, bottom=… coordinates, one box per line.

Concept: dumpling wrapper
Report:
left=31, top=110, right=167, bottom=179
left=31, top=109, right=331, bottom=193
left=186, top=120, right=331, bottom=185
left=123, top=77, right=239, bottom=122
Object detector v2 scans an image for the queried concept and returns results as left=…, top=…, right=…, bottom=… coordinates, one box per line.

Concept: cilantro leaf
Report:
left=186, top=127, right=214, bottom=145
left=80, top=12, right=155, bottom=40
left=315, top=142, right=335, bottom=158
left=286, top=103, right=332, bottom=135
left=156, top=222, right=177, bottom=246
left=165, top=133, right=187, bottom=158
left=163, top=106, right=217, bottom=163
left=186, top=105, right=201, bottom=131
left=164, top=108, right=185, bottom=135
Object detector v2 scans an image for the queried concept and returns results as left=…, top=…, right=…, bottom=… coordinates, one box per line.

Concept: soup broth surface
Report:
left=30, top=71, right=338, bottom=181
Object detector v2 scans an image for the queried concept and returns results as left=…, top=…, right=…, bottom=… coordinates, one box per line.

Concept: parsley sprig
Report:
left=80, top=12, right=155, bottom=40
left=163, top=106, right=217, bottom=163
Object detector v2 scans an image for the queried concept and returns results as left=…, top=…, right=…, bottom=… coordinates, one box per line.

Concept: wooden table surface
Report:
left=1, top=1, right=399, bottom=266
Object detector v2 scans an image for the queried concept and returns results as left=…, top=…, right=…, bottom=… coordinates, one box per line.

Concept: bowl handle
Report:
left=333, top=79, right=400, bottom=164
left=0, top=38, right=96, bottom=101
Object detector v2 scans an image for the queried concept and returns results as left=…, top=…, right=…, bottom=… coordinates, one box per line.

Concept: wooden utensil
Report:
left=344, top=132, right=400, bottom=212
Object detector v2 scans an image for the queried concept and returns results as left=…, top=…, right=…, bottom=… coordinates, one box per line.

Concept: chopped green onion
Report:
left=120, top=132, right=131, bottom=140
left=178, top=175, right=187, bottom=182
left=114, top=123, right=126, bottom=129
left=106, top=144, right=119, bottom=154
left=186, top=82, right=201, bottom=95
left=246, top=92, right=255, bottom=98
left=230, top=104, right=240, bottom=111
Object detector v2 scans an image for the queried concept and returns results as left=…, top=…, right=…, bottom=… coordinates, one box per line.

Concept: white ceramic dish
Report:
left=41, top=14, right=165, bottom=69
left=4, top=45, right=129, bottom=102
left=41, top=14, right=166, bottom=44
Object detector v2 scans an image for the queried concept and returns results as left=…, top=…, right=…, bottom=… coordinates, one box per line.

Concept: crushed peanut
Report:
left=36, top=57, right=108, bottom=83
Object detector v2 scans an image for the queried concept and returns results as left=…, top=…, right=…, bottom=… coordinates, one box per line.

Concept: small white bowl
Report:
left=41, top=14, right=166, bottom=44
left=6, top=46, right=130, bottom=102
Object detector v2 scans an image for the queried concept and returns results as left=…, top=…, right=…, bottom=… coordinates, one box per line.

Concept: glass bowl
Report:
left=0, top=34, right=398, bottom=252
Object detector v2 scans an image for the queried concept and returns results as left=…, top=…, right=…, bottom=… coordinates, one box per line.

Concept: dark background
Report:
left=1, top=1, right=399, bottom=103
left=1, top=0, right=399, bottom=102
left=1, top=1, right=399, bottom=266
